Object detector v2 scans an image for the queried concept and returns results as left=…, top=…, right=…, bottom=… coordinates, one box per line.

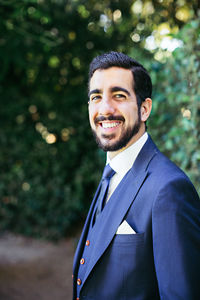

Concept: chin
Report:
left=92, top=120, right=141, bottom=152
left=97, top=139, right=128, bottom=152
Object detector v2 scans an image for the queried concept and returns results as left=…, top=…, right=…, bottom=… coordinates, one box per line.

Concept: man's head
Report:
left=88, top=51, right=152, bottom=158
left=89, top=51, right=152, bottom=109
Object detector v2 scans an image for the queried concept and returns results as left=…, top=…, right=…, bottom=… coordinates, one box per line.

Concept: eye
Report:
left=114, top=93, right=126, bottom=100
left=90, top=95, right=101, bottom=102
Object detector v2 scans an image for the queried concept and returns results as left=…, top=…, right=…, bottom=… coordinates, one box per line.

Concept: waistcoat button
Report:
left=77, top=278, right=82, bottom=285
left=86, top=239, right=90, bottom=246
left=80, top=258, right=85, bottom=265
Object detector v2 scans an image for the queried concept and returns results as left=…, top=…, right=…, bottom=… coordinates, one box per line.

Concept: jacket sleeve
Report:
left=152, top=176, right=200, bottom=299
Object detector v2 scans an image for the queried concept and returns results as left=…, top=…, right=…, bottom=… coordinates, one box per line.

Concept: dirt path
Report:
left=0, top=233, right=76, bottom=300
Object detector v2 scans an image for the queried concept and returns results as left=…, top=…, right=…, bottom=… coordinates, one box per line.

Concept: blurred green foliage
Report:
left=149, top=19, right=200, bottom=191
left=0, top=0, right=199, bottom=239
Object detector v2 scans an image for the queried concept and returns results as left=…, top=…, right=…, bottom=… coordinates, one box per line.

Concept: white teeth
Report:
left=102, top=122, right=119, bottom=128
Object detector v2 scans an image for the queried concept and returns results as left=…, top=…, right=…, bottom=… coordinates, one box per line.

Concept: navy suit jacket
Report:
left=73, top=136, right=200, bottom=300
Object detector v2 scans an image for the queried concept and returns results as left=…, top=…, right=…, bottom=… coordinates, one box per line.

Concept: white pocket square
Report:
left=116, top=220, right=136, bottom=234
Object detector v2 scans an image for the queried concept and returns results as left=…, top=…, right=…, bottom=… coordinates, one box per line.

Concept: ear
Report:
left=140, top=98, right=152, bottom=122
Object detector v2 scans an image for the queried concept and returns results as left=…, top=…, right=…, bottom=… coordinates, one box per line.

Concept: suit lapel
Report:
left=81, top=137, right=158, bottom=288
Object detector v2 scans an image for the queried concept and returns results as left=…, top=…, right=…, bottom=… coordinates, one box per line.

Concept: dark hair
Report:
left=88, top=51, right=152, bottom=108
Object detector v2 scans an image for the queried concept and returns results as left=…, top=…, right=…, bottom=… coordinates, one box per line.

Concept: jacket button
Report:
left=80, top=258, right=85, bottom=265
left=86, top=239, right=90, bottom=246
left=77, top=278, right=82, bottom=285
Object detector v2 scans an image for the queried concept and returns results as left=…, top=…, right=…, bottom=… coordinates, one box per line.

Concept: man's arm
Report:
left=152, top=177, right=200, bottom=299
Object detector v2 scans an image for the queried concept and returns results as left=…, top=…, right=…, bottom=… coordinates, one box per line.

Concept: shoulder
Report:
left=141, top=136, right=199, bottom=203
left=144, top=136, right=192, bottom=184
left=150, top=154, right=200, bottom=214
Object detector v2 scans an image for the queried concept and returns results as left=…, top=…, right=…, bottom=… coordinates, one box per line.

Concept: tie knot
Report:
left=102, top=164, right=115, bottom=180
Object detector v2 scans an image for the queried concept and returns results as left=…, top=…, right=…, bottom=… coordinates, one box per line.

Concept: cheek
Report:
left=121, top=106, right=137, bottom=123
left=88, top=107, right=96, bottom=126
left=131, top=104, right=139, bottom=116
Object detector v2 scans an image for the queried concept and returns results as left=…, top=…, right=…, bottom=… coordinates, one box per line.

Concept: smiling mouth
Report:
left=100, top=121, right=121, bottom=129
left=94, top=115, right=125, bottom=129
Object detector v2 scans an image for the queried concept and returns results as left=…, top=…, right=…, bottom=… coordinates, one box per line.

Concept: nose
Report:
left=98, top=95, right=115, bottom=116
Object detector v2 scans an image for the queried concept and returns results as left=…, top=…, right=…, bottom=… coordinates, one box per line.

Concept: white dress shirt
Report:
left=106, top=132, right=148, bottom=202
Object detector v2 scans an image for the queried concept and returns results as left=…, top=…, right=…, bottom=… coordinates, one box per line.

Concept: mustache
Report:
left=94, top=115, right=125, bottom=125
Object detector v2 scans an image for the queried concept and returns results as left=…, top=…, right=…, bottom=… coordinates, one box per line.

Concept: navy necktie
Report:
left=95, top=164, right=115, bottom=221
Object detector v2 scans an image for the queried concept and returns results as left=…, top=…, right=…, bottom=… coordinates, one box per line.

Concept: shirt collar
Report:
left=106, top=132, right=148, bottom=177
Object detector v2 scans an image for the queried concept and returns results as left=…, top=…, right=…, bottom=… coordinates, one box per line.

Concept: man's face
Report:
left=88, top=67, right=145, bottom=156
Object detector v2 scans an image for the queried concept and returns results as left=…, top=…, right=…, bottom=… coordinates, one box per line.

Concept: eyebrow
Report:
left=88, top=86, right=131, bottom=98
left=88, top=89, right=101, bottom=97
left=110, top=86, right=131, bottom=96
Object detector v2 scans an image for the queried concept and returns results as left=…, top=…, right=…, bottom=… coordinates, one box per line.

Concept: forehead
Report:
left=89, top=67, right=134, bottom=91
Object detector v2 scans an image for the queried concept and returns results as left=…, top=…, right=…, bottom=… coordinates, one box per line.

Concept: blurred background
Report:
left=0, top=0, right=200, bottom=299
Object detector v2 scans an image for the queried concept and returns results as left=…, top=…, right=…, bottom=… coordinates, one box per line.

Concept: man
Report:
left=72, top=51, right=200, bottom=300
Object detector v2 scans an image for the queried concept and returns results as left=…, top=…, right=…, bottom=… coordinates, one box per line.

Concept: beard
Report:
left=92, top=112, right=141, bottom=152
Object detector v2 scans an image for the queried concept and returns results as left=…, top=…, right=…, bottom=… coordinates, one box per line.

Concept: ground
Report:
left=0, top=233, right=76, bottom=300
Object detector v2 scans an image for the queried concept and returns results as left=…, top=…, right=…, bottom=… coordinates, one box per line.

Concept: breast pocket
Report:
left=114, top=232, right=145, bottom=246
left=114, top=219, right=145, bottom=246
left=111, top=232, right=149, bottom=290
